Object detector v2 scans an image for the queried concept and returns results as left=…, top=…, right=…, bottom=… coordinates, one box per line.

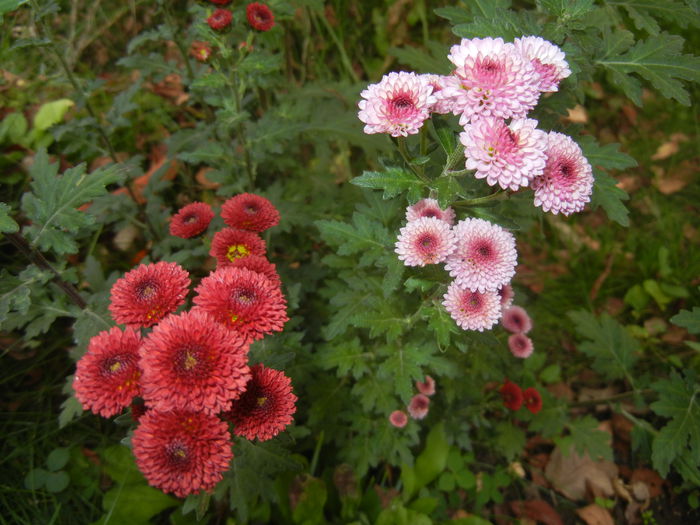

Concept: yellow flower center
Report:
left=227, top=244, right=250, bottom=262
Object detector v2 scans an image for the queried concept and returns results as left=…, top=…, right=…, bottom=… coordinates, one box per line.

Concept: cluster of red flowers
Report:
left=73, top=193, right=296, bottom=498
left=206, top=1, right=275, bottom=32
left=389, top=375, right=437, bottom=428
left=499, top=380, right=542, bottom=414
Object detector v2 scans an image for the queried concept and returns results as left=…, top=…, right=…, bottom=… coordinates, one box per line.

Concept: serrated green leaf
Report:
left=377, top=344, right=431, bottom=402
left=596, top=34, right=700, bottom=105
left=316, top=212, right=390, bottom=256
left=21, top=150, right=124, bottom=254
left=430, top=176, right=462, bottom=209
left=671, top=307, right=700, bottom=334
left=389, top=41, right=452, bottom=74
left=318, top=338, right=372, bottom=379
left=33, top=99, right=74, bottom=131
left=58, top=393, right=83, bottom=428
left=563, top=415, right=614, bottom=460
left=605, top=0, right=700, bottom=35
left=494, top=422, right=526, bottom=460
left=351, top=167, right=424, bottom=201
left=453, top=11, right=539, bottom=41
left=0, top=202, right=18, bottom=233
left=568, top=310, right=639, bottom=382
left=539, top=0, right=595, bottom=19
left=0, top=0, right=27, bottom=16
left=650, top=371, right=700, bottom=477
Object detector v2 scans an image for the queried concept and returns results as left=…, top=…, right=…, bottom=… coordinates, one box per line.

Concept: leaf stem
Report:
left=567, top=388, right=655, bottom=408
left=395, top=137, right=430, bottom=184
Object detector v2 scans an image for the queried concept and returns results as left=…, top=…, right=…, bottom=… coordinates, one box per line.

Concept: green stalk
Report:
left=395, top=137, right=430, bottom=184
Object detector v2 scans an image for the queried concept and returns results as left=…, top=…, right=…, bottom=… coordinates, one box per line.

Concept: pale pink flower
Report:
left=498, top=284, right=515, bottom=310
left=501, top=305, right=533, bottom=334
left=415, top=375, right=436, bottom=396
left=358, top=71, right=436, bottom=137
left=405, top=198, right=455, bottom=225
left=532, top=132, right=594, bottom=215
left=408, top=394, right=430, bottom=420
left=445, top=218, right=517, bottom=293
left=395, top=217, right=456, bottom=267
left=419, top=74, right=454, bottom=114
left=461, top=117, right=547, bottom=190
left=444, top=37, right=539, bottom=125
left=508, top=333, right=534, bottom=358
left=443, top=282, right=502, bottom=332
left=513, top=36, right=571, bottom=92
left=389, top=410, right=408, bottom=428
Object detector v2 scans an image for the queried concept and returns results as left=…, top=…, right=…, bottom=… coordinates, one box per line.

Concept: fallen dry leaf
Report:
left=509, top=499, right=563, bottom=525
left=653, top=159, right=696, bottom=195
left=576, top=504, right=615, bottom=525
left=566, top=104, right=588, bottom=123
left=545, top=446, right=618, bottom=501
left=651, top=141, right=679, bottom=160
left=630, top=468, right=664, bottom=498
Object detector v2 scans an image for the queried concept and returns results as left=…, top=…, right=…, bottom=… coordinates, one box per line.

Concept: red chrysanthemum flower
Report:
left=226, top=254, right=281, bottom=287
left=169, top=202, right=215, bottom=239
left=523, top=387, right=543, bottom=414
left=190, top=41, right=213, bottom=63
left=208, top=9, right=232, bottom=31
left=73, top=326, right=142, bottom=417
left=508, top=333, right=534, bottom=359
left=223, top=364, right=297, bottom=441
left=132, top=410, right=233, bottom=498
left=389, top=410, right=408, bottom=428
left=221, top=193, right=280, bottom=233
left=500, top=381, right=523, bottom=411
left=408, top=394, right=430, bottom=420
left=246, top=3, right=275, bottom=32
left=139, top=310, right=251, bottom=415
left=501, top=305, right=533, bottom=334
left=210, top=227, right=267, bottom=267
left=193, top=267, right=288, bottom=341
left=109, top=261, right=190, bottom=328
left=207, top=0, right=230, bottom=5
left=415, top=375, right=436, bottom=396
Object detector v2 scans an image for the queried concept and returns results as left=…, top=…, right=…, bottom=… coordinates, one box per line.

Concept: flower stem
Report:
left=395, top=137, right=430, bottom=184
left=452, top=191, right=507, bottom=207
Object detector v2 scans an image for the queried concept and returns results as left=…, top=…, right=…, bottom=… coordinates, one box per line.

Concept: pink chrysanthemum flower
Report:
left=508, top=333, right=534, bottom=359
left=221, top=193, right=280, bottom=233
left=514, top=36, right=571, bottom=92
left=419, top=74, right=454, bottom=114
left=193, top=267, right=288, bottom=342
left=443, top=282, right=502, bottom=331
left=139, top=310, right=251, bottom=415
left=408, top=394, right=430, bottom=420
left=461, top=117, right=547, bottom=191
left=444, top=37, right=540, bottom=125
left=445, top=218, right=517, bottom=293
left=500, top=380, right=523, bottom=411
left=532, top=132, right=594, bottom=215
left=223, top=364, right=297, bottom=441
left=498, top=284, right=515, bottom=310
left=389, top=410, right=408, bottom=428
left=109, top=261, right=190, bottom=328
left=246, top=3, right=275, bottom=31
left=395, top=217, right=456, bottom=267
left=405, top=198, right=455, bottom=225
left=358, top=71, right=436, bottom=137
left=132, top=410, right=233, bottom=498
left=73, top=326, right=142, bottom=418
left=169, top=202, right=214, bottom=239
left=226, top=254, right=281, bottom=288
left=210, top=227, right=267, bottom=267
left=501, top=305, right=533, bottom=334
left=415, top=375, right=436, bottom=396
left=523, top=387, right=543, bottom=414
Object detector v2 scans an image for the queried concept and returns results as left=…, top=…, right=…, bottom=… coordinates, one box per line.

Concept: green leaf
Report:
left=389, top=41, right=452, bottom=75
left=317, top=338, right=372, bottom=379
left=46, top=447, right=70, bottom=471
left=351, top=167, right=424, bottom=202
left=100, top=483, right=178, bottom=524
left=33, top=99, right=75, bottom=131
left=24, top=468, right=48, bottom=490
left=568, top=310, right=639, bottom=382
left=44, top=471, right=70, bottom=493
left=0, top=0, right=27, bottom=16
left=453, top=11, right=540, bottom=41
left=291, top=475, right=327, bottom=525
left=650, top=371, right=700, bottom=477
left=21, top=150, right=123, bottom=254
left=671, top=307, right=700, bottom=334
left=605, top=0, right=700, bottom=35
left=561, top=415, right=614, bottom=461
left=0, top=112, right=28, bottom=144
left=413, top=422, right=449, bottom=494
left=596, top=34, right=700, bottom=105
left=0, top=202, right=18, bottom=233
left=538, top=0, right=595, bottom=20
left=316, top=211, right=390, bottom=256
left=494, top=422, right=526, bottom=460
left=377, top=344, right=436, bottom=402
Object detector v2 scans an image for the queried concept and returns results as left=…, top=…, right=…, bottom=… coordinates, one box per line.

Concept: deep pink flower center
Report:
left=183, top=214, right=198, bottom=224
left=233, top=287, right=257, bottom=305
left=473, top=57, right=506, bottom=86
left=422, top=209, right=439, bottom=218
left=166, top=440, right=191, bottom=469
left=175, top=345, right=208, bottom=376
left=101, top=354, right=133, bottom=376
left=245, top=204, right=258, bottom=214
left=468, top=240, right=495, bottom=265
left=546, top=153, right=579, bottom=186
left=533, top=59, right=557, bottom=85
left=136, top=280, right=159, bottom=300
left=462, top=292, right=482, bottom=312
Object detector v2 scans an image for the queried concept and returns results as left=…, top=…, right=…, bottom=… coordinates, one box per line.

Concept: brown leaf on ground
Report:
left=661, top=325, right=689, bottom=345
left=546, top=382, right=574, bottom=402
left=576, top=504, right=615, bottom=525
left=373, top=485, right=399, bottom=509
left=509, top=499, right=564, bottom=525
left=653, top=159, right=697, bottom=195
left=565, top=105, right=588, bottom=123
left=651, top=133, right=688, bottom=160
left=195, top=167, right=220, bottom=189
left=611, top=413, right=634, bottom=443
left=545, top=446, right=618, bottom=501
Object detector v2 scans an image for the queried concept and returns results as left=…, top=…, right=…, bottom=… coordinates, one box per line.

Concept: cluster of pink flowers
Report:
left=395, top=198, right=518, bottom=332
left=389, top=375, right=436, bottom=428
left=499, top=380, right=542, bottom=415
left=358, top=36, right=594, bottom=216
left=73, top=193, right=296, bottom=498
left=206, top=1, right=275, bottom=32
left=502, top=305, right=534, bottom=359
